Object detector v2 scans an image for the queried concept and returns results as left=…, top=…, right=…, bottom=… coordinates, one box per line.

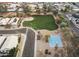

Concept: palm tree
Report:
left=15, top=5, right=20, bottom=17
left=43, top=3, right=48, bottom=14
left=45, top=35, right=49, bottom=43
left=18, top=33, right=21, bottom=43
left=4, top=4, right=8, bottom=12
left=35, top=5, right=41, bottom=14
left=47, top=5, right=52, bottom=12
left=53, top=10, right=58, bottom=16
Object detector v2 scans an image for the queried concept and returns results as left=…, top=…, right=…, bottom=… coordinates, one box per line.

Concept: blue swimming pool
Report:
left=49, top=33, right=63, bottom=48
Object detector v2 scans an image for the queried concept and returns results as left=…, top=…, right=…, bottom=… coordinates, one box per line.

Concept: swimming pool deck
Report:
left=36, top=29, right=66, bottom=57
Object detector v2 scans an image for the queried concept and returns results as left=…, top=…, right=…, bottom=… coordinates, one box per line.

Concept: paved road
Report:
left=22, top=29, right=35, bottom=57
left=0, top=28, right=26, bottom=34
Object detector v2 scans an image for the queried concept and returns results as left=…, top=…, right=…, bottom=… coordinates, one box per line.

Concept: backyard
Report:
left=23, top=15, right=58, bottom=30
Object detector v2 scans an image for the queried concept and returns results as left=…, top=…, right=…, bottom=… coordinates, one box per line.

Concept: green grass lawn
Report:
left=23, top=15, right=58, bottom=30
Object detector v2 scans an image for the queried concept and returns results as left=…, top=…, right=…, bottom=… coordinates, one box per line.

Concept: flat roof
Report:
left=0, top=36, right=6, bottom=46
left=0, top=35, right=18, bottom=51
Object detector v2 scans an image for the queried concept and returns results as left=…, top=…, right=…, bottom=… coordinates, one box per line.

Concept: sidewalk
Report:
left=16, top=29, right=28, bottom=57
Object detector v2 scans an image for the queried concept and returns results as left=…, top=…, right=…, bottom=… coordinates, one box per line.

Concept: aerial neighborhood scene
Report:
left=0, top=2, right=79, bottom=57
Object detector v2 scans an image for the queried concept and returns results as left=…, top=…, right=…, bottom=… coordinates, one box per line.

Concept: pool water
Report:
left=49, top=33, right=63, bottom=48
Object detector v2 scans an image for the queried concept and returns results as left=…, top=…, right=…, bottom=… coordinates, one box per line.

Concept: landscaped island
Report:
left=23, top=15, right=58, bottom=30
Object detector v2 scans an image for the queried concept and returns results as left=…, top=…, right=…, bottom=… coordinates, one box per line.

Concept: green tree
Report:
left=0, top=4, right=8, bottom=12
left=7, top=46, right=18, bottom=57
left=53, top=10, right=58, bottom=16
left=5, top=24, right=12, bottom=29
left=21, top=3, right=31, bottom=15
left=35, top=5, right=41, bottom=14
left=64, top=5, right=72, bottom=12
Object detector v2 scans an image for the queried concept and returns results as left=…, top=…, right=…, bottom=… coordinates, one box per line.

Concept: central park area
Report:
left=23, top=15, right=58, bottom=30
